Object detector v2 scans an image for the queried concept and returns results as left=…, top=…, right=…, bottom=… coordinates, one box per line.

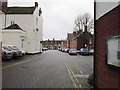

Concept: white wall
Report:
left=0, top=13, right=2, bottom=43
left=2, top=30, right=26, bottom=51
left=38, top=15, right=43, bottom=52
left=32, top=7, right=43, bottom=52
left=33, top=7, right=43, bottom=52
left=0, top=11, right=5, bottom=43
left=96, top=1, right=119, bottom=20
left=6, top=8, right=43, bottom=53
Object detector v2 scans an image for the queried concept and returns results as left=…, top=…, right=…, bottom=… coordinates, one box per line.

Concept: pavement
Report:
left=2, top=50, right=93, bottom=88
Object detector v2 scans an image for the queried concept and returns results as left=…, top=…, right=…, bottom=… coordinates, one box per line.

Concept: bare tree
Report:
left=74, top=13, right=94, bottom=49
left=74, top=13, right=94, bottom=33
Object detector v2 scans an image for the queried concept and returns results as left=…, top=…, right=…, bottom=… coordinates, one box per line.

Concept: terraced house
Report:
left=1, top=0, right=43, bottom=54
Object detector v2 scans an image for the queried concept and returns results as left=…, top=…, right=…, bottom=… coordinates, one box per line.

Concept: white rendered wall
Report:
left=6, top=10, right=43, bottom=53
left=0, top=11, right=5, bottom=43
left=2, top=30, right=26, bottom=51
left=0, top=13, right=2, bottom=43
left=33, top=7, right=43, bottom=52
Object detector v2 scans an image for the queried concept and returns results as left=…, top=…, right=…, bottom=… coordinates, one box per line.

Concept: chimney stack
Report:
left=35, top=2, right=38, bottom=7
left=73, top=31, right=77, bottom=37
left=1, top=0, right=8, bottom=13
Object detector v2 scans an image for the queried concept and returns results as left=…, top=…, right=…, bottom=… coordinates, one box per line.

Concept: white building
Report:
left=1, top=1, right=43, bottom=54
left=2, top=24, right=26, bottom=51
left=0, top=11, right=3, bottom=46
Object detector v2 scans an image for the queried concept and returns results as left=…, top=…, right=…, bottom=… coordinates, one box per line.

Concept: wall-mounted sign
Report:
left=106, top=35, right=120, bottom=70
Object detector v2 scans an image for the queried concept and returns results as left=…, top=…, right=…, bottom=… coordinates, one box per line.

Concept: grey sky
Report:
left=8, top=0, right=94, bottom=40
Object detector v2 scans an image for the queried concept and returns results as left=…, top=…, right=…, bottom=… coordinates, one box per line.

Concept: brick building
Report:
left=67, top=31, right=94, bottom=50
left=42, top=39, right=66, bottom=50
left=95, top=2, right=120, bottom=88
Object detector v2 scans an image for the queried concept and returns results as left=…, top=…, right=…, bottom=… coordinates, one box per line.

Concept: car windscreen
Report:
left=2, top=47, right=11, bottom=51
left=70, top=49, right=76, bottom=51
left=83, top=49, right=88, bottom=51
left=8, top=46, right=19, bottom=50
left=12, top=46, right=19, bottom=50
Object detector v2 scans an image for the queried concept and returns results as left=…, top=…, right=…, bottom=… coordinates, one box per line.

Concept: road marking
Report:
left=65, top=63, right=82, bottom=89
left=79, top=70, right=83, bottom=74
left=74, top=65, right=83, bottom=74
left=0, top=55, right=37, bottom=70
left=67, top=63, right=82, bottom=88
left=75, top=74, right=89, bottom=78
left=65, top=63, right=77, bottom=88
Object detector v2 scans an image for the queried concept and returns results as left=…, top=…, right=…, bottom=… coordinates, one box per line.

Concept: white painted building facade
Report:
left=2, top=1, right=43, bottom=54
left=0, top=11, right=3, bottom=45
left=2, top=28, right=26, bottom=51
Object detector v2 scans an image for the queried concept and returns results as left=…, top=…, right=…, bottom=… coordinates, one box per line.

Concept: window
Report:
left=106, top=35, right=120, bottom=70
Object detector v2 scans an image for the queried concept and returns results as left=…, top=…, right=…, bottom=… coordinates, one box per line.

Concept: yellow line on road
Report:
left=67, top=64, right=82, bottom=88
left=65, top=63, right=77, bottom=88
left=0, top=55, right=37, bottom=70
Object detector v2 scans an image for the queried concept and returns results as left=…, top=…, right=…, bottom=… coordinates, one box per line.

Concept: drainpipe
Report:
left=5, top=13, right=6, bottom=27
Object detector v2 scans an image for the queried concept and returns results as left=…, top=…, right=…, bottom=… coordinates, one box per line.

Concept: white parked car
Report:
left=69, top=49, right=77, bottom=55
left=3, top=45, right=23, bottom=57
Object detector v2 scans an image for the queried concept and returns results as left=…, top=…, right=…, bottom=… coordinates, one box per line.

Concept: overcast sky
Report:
left=8, top=0, right=94, bottom=40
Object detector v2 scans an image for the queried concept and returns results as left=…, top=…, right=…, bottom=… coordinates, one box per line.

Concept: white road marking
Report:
left=75, top=74, right=89, bottom=78
left=79, top=70, right=83, bottom=74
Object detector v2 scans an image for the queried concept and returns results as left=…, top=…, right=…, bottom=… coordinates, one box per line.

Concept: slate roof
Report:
left=2, top=2, right=39, bottom=14
left=67, top=33, right=74, bottom=41
left=6, top=7, right=36, bottom=14
left=4, top=24, right=25, bottom=32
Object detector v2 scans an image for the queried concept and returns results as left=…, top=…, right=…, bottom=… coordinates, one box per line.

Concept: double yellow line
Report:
left=65, top=63, right=82, bottom=89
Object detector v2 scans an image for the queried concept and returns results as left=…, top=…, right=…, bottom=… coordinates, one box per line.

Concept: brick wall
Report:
left=77, top=32, right=94, bottom=50
left=95, top=5, right=120, bottom=88
left=63, top=41, right=67, bottom=48
left=77, top=36, right=84, bottom=50
left=70, top=39, right=77, bottom=49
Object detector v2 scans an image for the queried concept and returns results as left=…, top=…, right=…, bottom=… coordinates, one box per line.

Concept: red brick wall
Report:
left=66, top=41, right=69, bottom=48
left=63, top=41, right=67, bottom=48
left=95, top=5, right=120, bottom=88
left=70, top=40, right=77, bottom=49
left=77, top=33, right=94, bottom=50
left=77, top=36, right=84, bottom=50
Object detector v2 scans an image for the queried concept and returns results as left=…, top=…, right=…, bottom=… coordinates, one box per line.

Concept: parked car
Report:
left=58, top=48, right=62, bottom=51
left=69, top=49, right=77, bottom=55
left=77, top=50, right=81, bottom=54
left=61, top=48, right=65, bottom=52
left=64, top=48, right=69, bottom=53
left=21, top=50, right=25, bottom=55
left=79, top=48, right=90, bottom=55
left=42, top=48, right=48, bottom=51
left=58, top=48, right=61, bottom=51
left=89, top=49, right=94, bottom=55
left=4, top=45, right=23, bottom=57
left=2, top=46, right=13, bottom=60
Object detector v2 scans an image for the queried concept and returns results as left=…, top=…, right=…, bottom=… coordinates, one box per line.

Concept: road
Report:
left=2, top=50, right=93, bottom=88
